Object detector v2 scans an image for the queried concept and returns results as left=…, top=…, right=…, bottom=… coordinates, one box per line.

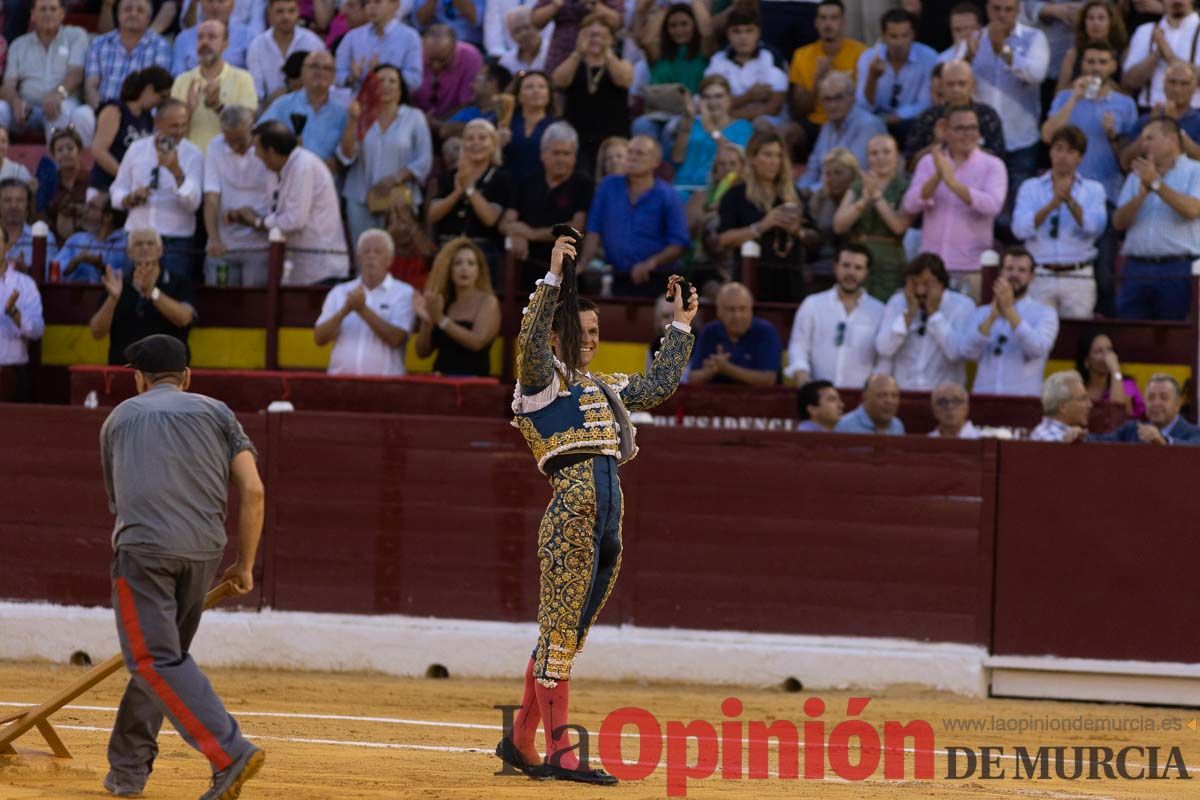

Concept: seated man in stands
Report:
left=928, top=382, right=979, bottom=438
left=686, top=282, right=781, bottom=385
left=1093, top=374, right=1200, bottom=445
left=84, top=0, right=172, bottom=109
left=88, top=228, right=196, bottom=366
left=313, top=229, right=415, bottom=376
left=959, top=245, right=1058, bottom=398
left=0, top=224, right=46, bottom=401
left=1030, top=370, right=1091, bottom=442
left=1, top=179, right=58, bottom=278
left=796, top=379, right=844, bottom=432
left=834, top=373, right=905, bottom=435
left=578, top=135, right=690, bottom=297
left=259, top=50, right=350, bottom=166
left=56, top=192, right=130, bottom=283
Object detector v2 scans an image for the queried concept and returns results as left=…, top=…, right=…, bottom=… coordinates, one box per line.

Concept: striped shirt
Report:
left=85, top=30, right=172, bottom=105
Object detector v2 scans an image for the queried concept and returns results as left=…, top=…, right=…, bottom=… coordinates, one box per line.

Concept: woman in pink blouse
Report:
left=1075, top=331, right=1145, bottom=418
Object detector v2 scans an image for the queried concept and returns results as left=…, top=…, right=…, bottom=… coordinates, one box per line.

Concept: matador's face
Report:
left=578, top=311, right=599, bottom=370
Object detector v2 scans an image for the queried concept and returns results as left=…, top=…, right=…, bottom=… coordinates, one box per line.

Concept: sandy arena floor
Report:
left=2, top=660, right=1198, bottom=799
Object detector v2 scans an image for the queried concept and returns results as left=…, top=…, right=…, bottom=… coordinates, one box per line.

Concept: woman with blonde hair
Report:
left=804, top=146, right=859, bottom=275
left=412, top=237, right=502, bottom=376
left=716, top=130, right=814, bottom=300
left=428, top=118, right=512, bottom=277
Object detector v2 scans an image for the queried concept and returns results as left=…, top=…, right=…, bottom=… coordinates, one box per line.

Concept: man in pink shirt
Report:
left=410, top=23, right=484, bottom=123
left=902, top=105, right=1007, bottom=301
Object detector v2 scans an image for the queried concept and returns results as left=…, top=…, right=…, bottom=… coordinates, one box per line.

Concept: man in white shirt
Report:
left=0, top=0, right=96, bottom=145
left=246, top=0, right=325, bottom=104
left=1123, top=0, right=1200, bottom=109
left=1013, top=125, right=1107, bottom=319
left=959, top=245, right=1060, bottom=397
left=928, top=382, right=981, bottom=438
left=786, top=243, right=885, bottom=388
left=703, top=7, right=790, bottom=127
left=969, top=0, right=1050, bottom=211
left=204, top=105, right=275, bottom=287
left=1029, top=369, right=1091, bottom=441
left=0, top=224, right=45, bottom=401
left=250, top=119, right=350, bottom=284
left=110, top=98, right=203, bottom=279
left=314, top=229, right=415, bottom=376
left=875, top=252, right=974, bottom=390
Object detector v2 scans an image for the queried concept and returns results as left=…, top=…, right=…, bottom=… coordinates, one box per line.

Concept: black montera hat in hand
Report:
left=124, top=335, right=190, bottom=373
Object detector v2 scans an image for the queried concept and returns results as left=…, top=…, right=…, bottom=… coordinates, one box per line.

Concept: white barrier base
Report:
left=0, top=601, right=988, bottom=696
left=987, top=655, right=1200, bottom=707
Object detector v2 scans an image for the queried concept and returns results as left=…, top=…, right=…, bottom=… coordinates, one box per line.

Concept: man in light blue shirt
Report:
left=1113, top=116, right=1200, bottom=319
left=335, top=0, right=423, bottom=91
left=259, top=50, right=349, bottom=163
left=960, top=245, right=1059, bottom=397
left=172, top=7, right=254, bottom=73
left=410, top=0, right=484, bottom=47
left=800, top=71, right=886, bottom=190
left=1014, top=125, right=1107, bottom=319
left=855, top=9, right=937, bottom=137
left=834, top=373, right=905, bottom=435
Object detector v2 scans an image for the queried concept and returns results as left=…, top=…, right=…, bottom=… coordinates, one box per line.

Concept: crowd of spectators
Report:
left=0, top=0, right=1195, bottom=439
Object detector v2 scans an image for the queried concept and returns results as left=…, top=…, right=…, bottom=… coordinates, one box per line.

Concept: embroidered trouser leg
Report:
left=533, top=456, right=622, bottom=683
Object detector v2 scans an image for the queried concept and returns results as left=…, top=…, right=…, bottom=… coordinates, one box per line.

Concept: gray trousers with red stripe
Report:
left=109, top=549, right=251, bottom=780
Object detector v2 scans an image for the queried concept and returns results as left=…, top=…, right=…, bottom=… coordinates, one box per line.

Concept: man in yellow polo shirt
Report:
left=171, top=20, right=258, bottom=153
left=789, top=0, right=866, bottom=139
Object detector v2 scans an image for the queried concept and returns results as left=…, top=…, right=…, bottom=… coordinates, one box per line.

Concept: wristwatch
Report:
left=55, top=85, right=68, bottom=100
left=465, top=186, right=476, bottom=198
left=1150, top=179, right=1163, bottom=193
left=1113, top=371, right=1124, bottom=383
left=150, top=287, right=162, bottom=302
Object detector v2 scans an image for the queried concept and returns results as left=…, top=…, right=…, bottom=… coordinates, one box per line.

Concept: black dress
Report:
left=563, top=61, right=630, bottom=179
left=717, top=182, right=807, bottom=302
left=432, top=320, right=491, bottom=376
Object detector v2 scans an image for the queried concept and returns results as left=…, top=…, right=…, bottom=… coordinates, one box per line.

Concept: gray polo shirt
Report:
left=100, top=384, right=256, bottom=560
left=6, top=26, right=89, bottom=105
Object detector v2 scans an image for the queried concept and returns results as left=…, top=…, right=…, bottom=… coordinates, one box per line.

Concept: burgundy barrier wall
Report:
left=992, top=441, right=1200, bottom=663
left=68, top=367, right=1127, bottom=435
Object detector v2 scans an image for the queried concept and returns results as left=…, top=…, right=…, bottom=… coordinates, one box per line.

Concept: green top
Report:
left=850, top=173, right=911, bottom=244
left=650, top=47, right=709, bottom=93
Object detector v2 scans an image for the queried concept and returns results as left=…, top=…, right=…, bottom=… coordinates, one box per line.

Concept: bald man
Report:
left=686, top=282, right=782, bottom=385
left=835, top=373, right=905, bottom=435
left=903, top=60, right=1006, bottom=163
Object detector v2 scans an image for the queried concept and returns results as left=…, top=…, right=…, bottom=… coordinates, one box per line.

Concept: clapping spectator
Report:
left=56, top=193, right=131, bottom=284
left=803, top=146, right=858, bottom=269
left=1092, top=374, right=1200, bottom=444
left=412, top=237, right=501, bottom=376
left=796, top=379, right=844, bottom=431
left=500, top=70, right=557, bottom=182
left=903, top=106, right=1007, bottom=301
left=110, top=99, right=202, bottom=279
left=704, top=7, right=789, bottom=132
left=204, top=105, right=274, bottom=286
left=173, top=0, right=254, bottom=74
left=785, top=244, right=884, bottom=387
left=0, top=225, right=45, bottom=400
left=1030, top=370, right=1091, bottom=442
left=578, top=135, right=690, bottom=296
left=938, top=3, right=983, bottom=63
left=89, top=67, right=172, bottom=193
left=685, top=282, right=782, bottom=385
left=88, top=228, right=196, bottom=365
left=789, top=0, right=867, bottom=142
left=855, top=8, right=936, bottom=139
left=42, top=127, right=88, bottom=243
left=960, top=246, right=1059, bottom=397
left=412, top=0, right=485, bottom=48
left=970, top=0, right=1049, bottom=203
left=314, top=229, right=415, bottom=376
left=1121, top=61, right=1200, bottom=167
left=1, top=180, right=57, bottom=277
left=833, top=133, right=912, bottom=299
left=1076, top=330, right=1146, bottom=417
left=411, top=24, right=486, bottom=123
left=85, top=0, right=172, bottom=109
left=252, top=119, right=351, bottom=284
left=904, top=60, right=1005, bottom=165
left=875, top=252, right=973, bottom=390
left=501, top=121, right=592, bottom=285
left=0, top=0, right=96, bottom=146
left=1014, top=125, right=1107, bottom=320
left=717, top=131, right=810, bottom=301
left=552, top=13, right=633, bottom=178
left=928, top=382, right=979, bottom=438
left=171, top=20, right=259, bottom=153
left=427, top=118, right=511, bottom=273
left=247, top=0, right=327, bottom=104
left=1113, top=116, right=1200, bottom=320
left=533, top=0, right=623, bottom=74
left=259, top=50, right=349, bottom=164
left=835, top=373, right=905, bottom=434
left=339, top=65, right=433, bottom=246
left=799, top=71, right=886, bottom=192
left=497, top=7, right=551, bottom=74
left=334, top=0, right=422, bottom=91
left=1122, top=0, right=1198, bottom=110
left=1055, top=1, right=1128, bottom=94
left=630, top=0, right=713, bottom=145
left=671, top=76, right=753, bottom=198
